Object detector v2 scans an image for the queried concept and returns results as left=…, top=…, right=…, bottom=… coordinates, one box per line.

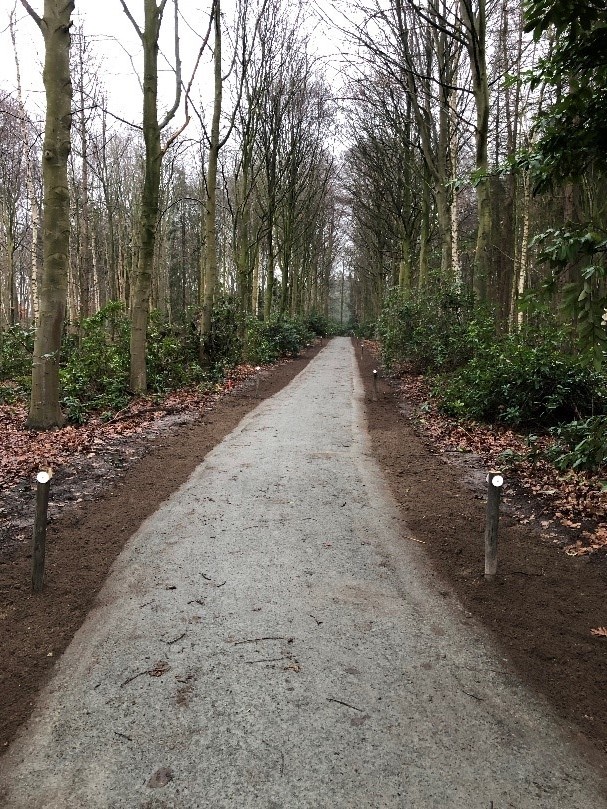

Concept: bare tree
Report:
left=19, top=0, right=74, bottom=429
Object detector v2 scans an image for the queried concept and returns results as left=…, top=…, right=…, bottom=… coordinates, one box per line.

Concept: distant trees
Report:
left=344, top=0, right=575, bottom=331
left=1, top=0, right=339, bottom=426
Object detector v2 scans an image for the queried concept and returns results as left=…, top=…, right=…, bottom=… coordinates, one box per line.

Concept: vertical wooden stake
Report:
left=372, top=369, right=378, bottom=401
left=360, top=341, right=364, bottom=357
left=484, top=471, right=503, bottom=581
left=255, top=366, right=261, bottom=398
left=32, top=470, right=52, bottom=593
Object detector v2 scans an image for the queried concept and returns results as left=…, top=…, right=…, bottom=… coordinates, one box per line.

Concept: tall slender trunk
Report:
left=200, top=0, right=222, bottom=364
left=23, top=0, right=74, bottom=429
left=78, top=45, right=92, bottom=320
left=129, top=1, right=164, bottom=393
left=461, top=0, right=491, bottom=302
left=11, top=7, right=41, bottom=326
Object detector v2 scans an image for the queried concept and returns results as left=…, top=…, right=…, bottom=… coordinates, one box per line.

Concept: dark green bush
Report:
left=350, top=320, right=376, bottom=340
left=60, top=302, right=131, bottom=421
left=147, top=310, right=206, bottom=390
left=304, top=311, right=344, bottom=337
left=377, top=287, right=494, bottom=373
left=436, top=330, right=605, bottom=427
left=204, top=296, right=243, bottom=376
left=0, top=324, right=34, bottom=402
left=245, top=315, right=314, bottom=364
left=548, top=417, right=607, bottom=471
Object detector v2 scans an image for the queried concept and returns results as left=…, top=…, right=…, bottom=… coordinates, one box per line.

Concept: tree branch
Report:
left=18, top=0, right=43, bottom=30
left=159, top=0, right=182, bottom=130
left=119, top=0, right=143, bottom=41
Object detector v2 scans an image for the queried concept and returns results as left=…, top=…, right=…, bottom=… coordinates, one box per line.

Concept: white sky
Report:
left=2, top=2, right=215, bottom=127
left=0, top=1, right=348, bottom=131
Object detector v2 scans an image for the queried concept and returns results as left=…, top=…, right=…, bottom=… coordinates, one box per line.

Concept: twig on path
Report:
left=121, top=670, right=148, bottom=687
left=406, top=536, right=425, bottom=544
left=246, top=657, right=285, bottom=664
left=504, top=570, right=545, bottom=577
left=164, top=632, right=186, bottom=645
left=309, top=614, right=323, bottom=626
left=233, top=636, right=287, bottom=645
left=114, top=731, right=133, bottom=742
left=461, top=689, right=484, bottom=701
left=121, top=661, right=170, bottom=686
left=187, top=598, right=206, bottom=606
left=327, top=697, right=364, bottom=712
left=201, top=573, right=227, bottom=587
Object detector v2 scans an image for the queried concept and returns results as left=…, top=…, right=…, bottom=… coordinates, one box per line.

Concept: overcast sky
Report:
left=2, top=2, right=214, bottom=126
left=1, top=1, right=347, bottom=130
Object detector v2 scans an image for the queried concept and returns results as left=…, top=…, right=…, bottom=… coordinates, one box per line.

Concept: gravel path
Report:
left=1, top=337, right=605, bottom=808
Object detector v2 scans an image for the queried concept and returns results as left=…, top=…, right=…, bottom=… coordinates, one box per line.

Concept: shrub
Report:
left=245, top=315, right=314, bottom=364
left=377, top=287, right=494, bottom=373
left=548, top=417, right=607, bottom=471
left=0, top=324, right=34, bottom=402
left=436, top=329, right=605, bottom=427
left=305, top=311, right=341, bottom=337
left=60, top=302, right=131, bottom=421
left=203, top=296, right=243, bottom=375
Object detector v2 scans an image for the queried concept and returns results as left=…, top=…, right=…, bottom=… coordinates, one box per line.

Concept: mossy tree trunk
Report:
left=20, top=0, right=74, bottom=429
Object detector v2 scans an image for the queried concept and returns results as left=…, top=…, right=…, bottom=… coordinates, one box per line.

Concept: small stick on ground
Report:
left=327, top=697, right=364, bottom=712
left=246, top=657, right=285, bottom=664
left=233, top=636, right=286, bottom=645
left=165, top=632, right=186, bottom=645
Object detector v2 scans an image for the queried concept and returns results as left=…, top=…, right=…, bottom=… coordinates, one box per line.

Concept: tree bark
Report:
left=200, top=0, right=222, bottom=365
left=460, top=0, right=491, bottom=302
left=128, top=0, right=165, bottom=392
left=22, top=0, right=74, bottom=429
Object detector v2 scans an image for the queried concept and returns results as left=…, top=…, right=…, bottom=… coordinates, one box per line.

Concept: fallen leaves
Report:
left=590, top=627, right=607, bottom=637
left=395, top=371, right=607, bottom=557
left=0, top=364, right=265, bottom=494
left=148, top=660, right=171, bottom=677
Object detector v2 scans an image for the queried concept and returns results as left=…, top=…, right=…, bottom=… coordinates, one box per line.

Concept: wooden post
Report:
left=255, top=366, right=261, bottom=398
left=484, top=471, right=503, bottom=581
left=360, top=340, right=364, bottom=357
left=32, top=470, right=52, bottom=593
left=372, top=369, right=378, bottom=401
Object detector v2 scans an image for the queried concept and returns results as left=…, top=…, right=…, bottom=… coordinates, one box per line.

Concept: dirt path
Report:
left=0, top=342, right=325, bottom=753
left=1, top=338, right=605, bottom=808
left=357, top=341, right=607, bottom=768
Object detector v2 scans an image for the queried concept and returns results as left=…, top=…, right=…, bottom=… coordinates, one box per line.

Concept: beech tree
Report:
left=19, top=0, right=74, bottom=429
left=119, top=0, right=185, bottom=393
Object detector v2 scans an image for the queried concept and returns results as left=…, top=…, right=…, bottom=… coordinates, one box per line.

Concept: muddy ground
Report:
left=2, top=336, right=607, bottom=776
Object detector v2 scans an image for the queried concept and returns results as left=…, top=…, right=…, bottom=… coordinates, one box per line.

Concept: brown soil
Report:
left=0, top=341, right=325, bottom=753
left=3, top=336, right=607, bottom=775
left=356, top=339, right=607, bottom=770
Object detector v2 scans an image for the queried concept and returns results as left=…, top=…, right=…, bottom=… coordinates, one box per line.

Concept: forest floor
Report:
left=1, top=336, right=607, bottom=772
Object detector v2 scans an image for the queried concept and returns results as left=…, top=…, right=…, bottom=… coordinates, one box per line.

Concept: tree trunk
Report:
left=23, top=0, right=74, bottom=429
left=461, top=0, right=491, bottom=302
left=129, top=0, right=165, bottom=393
left=200, top=0, right=222, bottom=365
